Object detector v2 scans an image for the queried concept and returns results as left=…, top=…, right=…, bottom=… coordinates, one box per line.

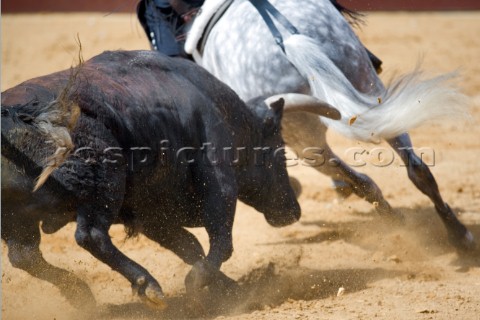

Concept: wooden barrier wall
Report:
left=3, top=0, right=480, bottom=12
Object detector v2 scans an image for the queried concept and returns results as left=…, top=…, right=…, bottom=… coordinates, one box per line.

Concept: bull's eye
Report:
left=17, top=113, right=34, bottom=123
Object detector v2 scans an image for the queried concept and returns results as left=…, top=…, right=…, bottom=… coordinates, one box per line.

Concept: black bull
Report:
left=1, top=50, right=340, bottom=308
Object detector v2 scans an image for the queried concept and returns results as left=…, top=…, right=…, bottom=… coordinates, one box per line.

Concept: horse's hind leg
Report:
left=312, top=141, right=402, bottom=220
left=387, top=133, right=475, bottom=251
left=282, top=113, right=401, bottom=220
left=3, top=221, right=96, bottom=308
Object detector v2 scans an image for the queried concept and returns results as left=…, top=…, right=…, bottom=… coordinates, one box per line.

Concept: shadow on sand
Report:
left=292, top=206, right=479, bottom=267
left=96, top=205, right=478, bottom=319
left=99, top=264, right=402, bottom=319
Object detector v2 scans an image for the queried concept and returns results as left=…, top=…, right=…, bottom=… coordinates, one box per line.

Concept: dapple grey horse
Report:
left=178, top=0, right=475, bottom=251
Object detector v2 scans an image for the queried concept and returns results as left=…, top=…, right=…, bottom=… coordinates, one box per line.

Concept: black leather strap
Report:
left=248, top=0, right=298, bottom=52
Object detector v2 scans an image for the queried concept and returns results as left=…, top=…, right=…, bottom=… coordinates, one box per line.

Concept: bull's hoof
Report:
left=132, top=276, right=167, bottom=310
left=185, top=260, right=238, bottom=291
left=185, top=260, right=240, bottom=310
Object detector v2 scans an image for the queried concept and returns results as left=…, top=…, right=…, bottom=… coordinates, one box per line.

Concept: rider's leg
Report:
left=137, top=0, right=183, bottom=55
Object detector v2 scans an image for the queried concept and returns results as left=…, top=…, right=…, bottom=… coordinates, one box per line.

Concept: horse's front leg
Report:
left=387, top=133, right=475, bottom=251
left=282, top=113, right=401, bottom=220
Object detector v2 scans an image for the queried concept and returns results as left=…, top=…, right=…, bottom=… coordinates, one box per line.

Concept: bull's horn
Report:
left=265, top=93, right=341, bottom=120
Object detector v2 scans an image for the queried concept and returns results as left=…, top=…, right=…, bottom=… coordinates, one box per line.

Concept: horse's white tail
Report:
left=283, top=34, right=469, bottom=142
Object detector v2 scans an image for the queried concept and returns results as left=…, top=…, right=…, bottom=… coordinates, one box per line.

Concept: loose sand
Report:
left=2, top=11, right=480, bottom=320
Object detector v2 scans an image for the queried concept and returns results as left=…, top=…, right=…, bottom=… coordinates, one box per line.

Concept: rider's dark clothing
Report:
left=137, top=0, right=204, bottom=57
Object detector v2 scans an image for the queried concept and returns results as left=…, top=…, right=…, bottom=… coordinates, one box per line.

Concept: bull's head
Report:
left=1, top=84, right=80, bottom=192
left=240, top=94, right=341, bottom=227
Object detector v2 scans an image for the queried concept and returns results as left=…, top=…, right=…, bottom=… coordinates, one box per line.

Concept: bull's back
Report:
left=2, top=50, right=250, bottom=174
left=77, top=51, right=247, bottom=148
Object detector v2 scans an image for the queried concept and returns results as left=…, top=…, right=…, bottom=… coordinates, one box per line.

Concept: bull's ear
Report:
left=269, top=98, right=285, bottom=114
left=264, top=98, right=285, bottom=128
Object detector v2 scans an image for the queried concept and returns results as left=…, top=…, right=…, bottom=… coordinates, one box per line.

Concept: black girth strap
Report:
left=248, top=0, right=299, bottom=52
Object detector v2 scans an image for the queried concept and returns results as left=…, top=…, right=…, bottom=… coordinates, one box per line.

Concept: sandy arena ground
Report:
left=2, top=11, right=480, bottom=320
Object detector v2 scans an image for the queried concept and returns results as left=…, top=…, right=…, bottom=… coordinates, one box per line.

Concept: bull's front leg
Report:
left=185, top=168, right=239, bottom=300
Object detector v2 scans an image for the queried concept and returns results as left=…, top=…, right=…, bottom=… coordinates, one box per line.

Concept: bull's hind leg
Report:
left=74, top=203, right=167, bottom=309
left=142, top=224, right=205, bottom=265
left=388, top=133, right=475, bottom=251
left=3, top=221, right=95, bottom=308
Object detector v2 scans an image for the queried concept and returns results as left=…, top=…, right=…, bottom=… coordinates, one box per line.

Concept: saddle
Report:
left=184, top=0, right=233, bottom=56
left=173, top=0, right=383, bottom=73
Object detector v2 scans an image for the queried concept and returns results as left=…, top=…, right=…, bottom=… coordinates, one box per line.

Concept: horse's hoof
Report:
left=451, top=230, right=476, bottom=253
left=373, top=201, right=405, bottom=225
left=332, top=180, right=354, bottom=199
